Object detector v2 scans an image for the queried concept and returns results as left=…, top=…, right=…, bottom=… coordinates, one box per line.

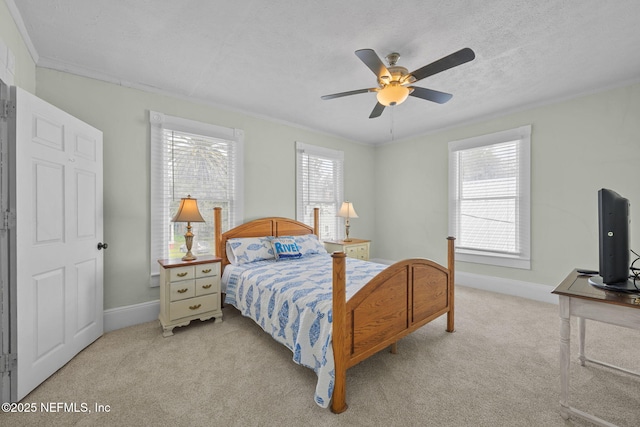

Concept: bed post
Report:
left=331, top=251, right=348, bottom=414
left=214, top=207, right=222, bottom=258
left=313, top=207, right=320, bottom=237
left=446, top=236, right=456, bottom=333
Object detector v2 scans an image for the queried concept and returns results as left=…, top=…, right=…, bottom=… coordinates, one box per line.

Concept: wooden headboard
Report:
left=214, top=207, right=319, bottom=270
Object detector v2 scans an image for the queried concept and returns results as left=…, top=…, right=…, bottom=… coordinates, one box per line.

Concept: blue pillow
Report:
left=271, top=237, right=302, bottom=260
left=226, top=237, right=274, bottom=264
left=281, top=234, right=327, bottom=256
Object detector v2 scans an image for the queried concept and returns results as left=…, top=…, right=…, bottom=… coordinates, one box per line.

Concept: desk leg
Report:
left=559, top=296, right=571, bottom=419
left=578, top=317, right=586, bottom=366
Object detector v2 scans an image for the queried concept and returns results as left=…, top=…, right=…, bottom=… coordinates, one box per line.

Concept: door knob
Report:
left=97, top=242, right=108, bottom=250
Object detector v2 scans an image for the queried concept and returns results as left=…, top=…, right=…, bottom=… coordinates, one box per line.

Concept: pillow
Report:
left=287, top=234, right=326, bottom=256
left=271, top=237, right=302, bottom=260
left=226, top=237, right=274, bottom=265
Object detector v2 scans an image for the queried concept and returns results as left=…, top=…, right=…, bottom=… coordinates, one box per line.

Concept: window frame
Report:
left=448, top=125, right=531, bottom=269
left=149, top=110, right=244, bottom=285
left=295, top=141, right=344, bottom=241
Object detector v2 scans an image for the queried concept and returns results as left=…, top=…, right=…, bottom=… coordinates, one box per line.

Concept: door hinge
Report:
left=0, top=99, right=15, bottom=119
left=1, top=210, right=16, bottom=232
left=0, top=353, right=17, bottom=374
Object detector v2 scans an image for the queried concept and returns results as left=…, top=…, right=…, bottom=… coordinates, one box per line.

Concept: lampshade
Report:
left=376, top=82, right=410, bottom=107
left=171, top=195, right=205, bottom=223
left=337, top=201, right=359, bottom=219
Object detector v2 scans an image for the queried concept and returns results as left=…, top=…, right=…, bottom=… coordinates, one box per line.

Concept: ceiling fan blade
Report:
left=355, top=49, right=391, bottom=80
left=409, top=48, right=475, bottom=82
left=369, top=102, right=385, bottom=119
left=408, top=87, right=453, bottom=104
left=321, top=88, right=374, bottom=100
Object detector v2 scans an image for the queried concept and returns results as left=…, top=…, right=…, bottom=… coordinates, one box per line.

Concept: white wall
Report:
left=374, top=83, right=640, bottom=289
left=34, top=69, right=376, bottom=310
left=0, top=0, right=35, bottom=91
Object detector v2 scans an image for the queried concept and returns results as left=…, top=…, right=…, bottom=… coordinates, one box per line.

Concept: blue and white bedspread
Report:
left=221, top=253, right=388, bottom=408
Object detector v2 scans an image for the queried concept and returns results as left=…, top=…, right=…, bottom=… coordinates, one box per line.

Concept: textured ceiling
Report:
left=9, top=0, right=640, bottom=145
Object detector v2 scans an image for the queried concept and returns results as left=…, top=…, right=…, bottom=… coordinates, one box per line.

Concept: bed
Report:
left=213, top=207, right=455, bottom=413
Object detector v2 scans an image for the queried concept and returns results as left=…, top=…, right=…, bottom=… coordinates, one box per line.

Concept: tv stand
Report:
left=553, top=270, right=640, bottom=426
left=588, top=276, right=639, bottom=293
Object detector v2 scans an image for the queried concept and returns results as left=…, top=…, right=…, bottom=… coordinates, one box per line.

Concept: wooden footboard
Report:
left=331, top=237, right=455, bottom=414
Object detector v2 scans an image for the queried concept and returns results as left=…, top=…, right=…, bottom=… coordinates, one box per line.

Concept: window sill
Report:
left=456, top=250, right=530, bottom=270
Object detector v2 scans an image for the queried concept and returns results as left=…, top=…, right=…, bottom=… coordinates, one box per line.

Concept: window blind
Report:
left=295, top=142, right=344, bottom=240
left=449, top=125, right=531, bottom=269
left=150, top=111, right=244, bottom=285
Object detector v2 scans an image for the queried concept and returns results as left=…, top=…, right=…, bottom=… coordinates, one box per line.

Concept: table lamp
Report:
left=171, top=195, right=205, bottom=261
left=337, top=201, right=358, bottom=242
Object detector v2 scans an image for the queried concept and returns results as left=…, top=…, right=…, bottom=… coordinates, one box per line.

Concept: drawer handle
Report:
left=201, top=268, right=212, bottom=274
left=177, top=272, right=188, bottom=277
left=202, top=284, right=212, bottom=289
left=177, top=288, right=189, bottom=294
left=189, top=304, right=202, bottom=310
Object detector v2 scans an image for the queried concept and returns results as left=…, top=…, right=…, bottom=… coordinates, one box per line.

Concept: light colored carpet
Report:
left=3, top=286, right=639, bottom=426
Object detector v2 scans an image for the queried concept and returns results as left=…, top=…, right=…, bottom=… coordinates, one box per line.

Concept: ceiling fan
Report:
left=321, top=47, right=475, bottom=118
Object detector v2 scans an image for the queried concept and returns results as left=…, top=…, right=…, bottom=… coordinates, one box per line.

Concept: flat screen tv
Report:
left=588, top=188, right=636, bottom=292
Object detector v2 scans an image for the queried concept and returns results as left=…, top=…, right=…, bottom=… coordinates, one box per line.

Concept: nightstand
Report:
left=323, top=238, right=370, bottom=261
left=158, top=255, right=223, bottom=337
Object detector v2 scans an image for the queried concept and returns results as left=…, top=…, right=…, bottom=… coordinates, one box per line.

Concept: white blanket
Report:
left=221, top=253, right=387, bottom=407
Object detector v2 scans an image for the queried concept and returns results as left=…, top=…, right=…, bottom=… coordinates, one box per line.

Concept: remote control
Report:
left=576, top=269, right=598, bottom=275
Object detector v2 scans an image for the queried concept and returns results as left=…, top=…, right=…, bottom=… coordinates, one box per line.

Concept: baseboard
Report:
left=103, top=300, right=160, bottom=333
left=456, top=271, right=558, bottom=304
left=101, top=271, right=557, bottom=333
left=370, top=258, right=394, bottom=264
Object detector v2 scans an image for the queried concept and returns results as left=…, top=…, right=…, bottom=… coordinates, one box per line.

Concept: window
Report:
left=448, top=125, right=531, bottom=269
left=150, top=111, right=244, bottom=285
left=296, top=142, right=344, bottom=241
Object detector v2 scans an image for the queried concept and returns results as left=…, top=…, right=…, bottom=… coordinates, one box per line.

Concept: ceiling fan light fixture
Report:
left=376, top=82, right=410, bottom=106
left=322, top=47, right=475, bottom=118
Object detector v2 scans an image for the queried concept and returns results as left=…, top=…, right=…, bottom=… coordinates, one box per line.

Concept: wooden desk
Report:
left=552, top=270, right=640, bottom=426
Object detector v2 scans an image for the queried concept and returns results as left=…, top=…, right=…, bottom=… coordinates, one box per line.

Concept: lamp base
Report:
left=181, top=252, right=197, bottom=261
left=344, top=222, right=351, bottom=242
left=182, top=228, right=197, bottom=261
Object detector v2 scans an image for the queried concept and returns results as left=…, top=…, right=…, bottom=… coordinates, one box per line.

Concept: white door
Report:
left=13, top=87, right=103, bottom=401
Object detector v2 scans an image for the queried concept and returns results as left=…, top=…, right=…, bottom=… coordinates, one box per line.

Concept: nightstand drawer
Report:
left=169, top=266, right=195, bottom=282
left=195, top=276, right=219, bottom=296
left=170, top=280, right=196, bottom=301
left=169, top=294, right=218, bottom=321
left=345, top=244, right=369, bottom=260
left=196, top=262, right=220, bottom=278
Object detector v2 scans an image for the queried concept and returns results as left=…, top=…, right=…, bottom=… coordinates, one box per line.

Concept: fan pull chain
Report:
left=390, top=105, right=395, bottom=142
